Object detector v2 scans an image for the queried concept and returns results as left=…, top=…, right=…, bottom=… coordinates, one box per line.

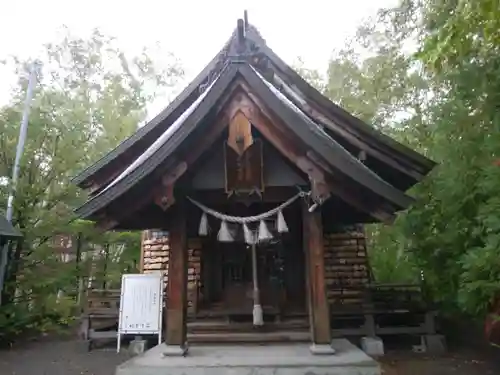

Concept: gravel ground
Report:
left=0, top=337, right=131, bottom=375
left=380, top=349, right=499, bottom=375
left=0, top=336, right=498, bottom=375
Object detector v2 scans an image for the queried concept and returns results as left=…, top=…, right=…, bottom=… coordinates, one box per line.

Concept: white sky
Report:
left=0, top=0, right=398, bottom=117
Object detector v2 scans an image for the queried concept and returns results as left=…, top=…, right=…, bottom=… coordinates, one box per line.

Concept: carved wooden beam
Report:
left=190, top=187, right=298, bottom=204
left=304, top=150, right=392, bottom=222
left=153, top=161, right=188, bottom=211
left=306, top=150, right=394, bottom=223
left=235, top=87, right=394, bottom=223
left=150, top=87, right=239, bottom=211
left=153, top=184, right=175, bottom=211
left=296, top=156, right=331, bottom=205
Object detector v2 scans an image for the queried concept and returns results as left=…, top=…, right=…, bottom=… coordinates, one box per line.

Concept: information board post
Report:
left=117, top=273, right=164, bottom=353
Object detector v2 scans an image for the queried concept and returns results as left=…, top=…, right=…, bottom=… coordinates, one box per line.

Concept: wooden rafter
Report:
left=93, top=82, right=241, bottom=225
left=245, top=24, right=435, bottom=174
left=270, top=74, right=425, bottom=182
left=74, top=21, right=435, bottom=206
left=82, top=69, right=411, bottom=229
left=235, top=87, right=395, bottom=223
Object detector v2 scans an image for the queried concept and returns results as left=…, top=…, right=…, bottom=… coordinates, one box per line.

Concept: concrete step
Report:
left=116, top=339, right=381, bottom=375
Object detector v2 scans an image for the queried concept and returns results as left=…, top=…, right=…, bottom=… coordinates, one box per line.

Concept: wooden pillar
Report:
left=164, top=202, right=188, bottom=355
left=302, top=203, right=333, bottom=352
left=139, top=231, right=146, bottom=273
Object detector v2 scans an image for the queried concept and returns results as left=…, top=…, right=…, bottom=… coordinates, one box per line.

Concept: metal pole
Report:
left=0, top=61, right=39, bottom=305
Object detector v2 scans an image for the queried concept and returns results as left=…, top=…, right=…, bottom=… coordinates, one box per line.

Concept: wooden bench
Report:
left=80, top=289, right=120, bottom=350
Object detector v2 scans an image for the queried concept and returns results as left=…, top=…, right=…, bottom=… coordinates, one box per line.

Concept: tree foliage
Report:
left=296, top=0, right=500, bottom=318
left=406, top=0, right=500, bottom=316
left=0, top=29, right=183, bottom=341
left=1, top=0, right=499, bottom=344
left=303, top=7, right=435, bottom=285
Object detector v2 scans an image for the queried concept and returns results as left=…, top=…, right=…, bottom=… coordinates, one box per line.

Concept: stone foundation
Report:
left=116, top=339, right=380, bottom=375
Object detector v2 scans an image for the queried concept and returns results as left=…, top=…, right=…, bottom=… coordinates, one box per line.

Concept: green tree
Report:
left=0, top=28, right=183, bottom=339
left=300, top=9, right=437, bottom=284
left=293, top=0, right=500, bottom=319
left=404, top=0, right=500, bottom=315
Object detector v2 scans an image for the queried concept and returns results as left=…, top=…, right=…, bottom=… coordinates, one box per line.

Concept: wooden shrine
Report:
left=73, top=15, right=436, bottom=354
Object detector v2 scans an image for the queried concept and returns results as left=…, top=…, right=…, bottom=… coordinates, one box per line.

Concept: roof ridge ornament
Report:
left=237, top=18, right=245, bottom=53
left=199, top=11, right=269, bottom=93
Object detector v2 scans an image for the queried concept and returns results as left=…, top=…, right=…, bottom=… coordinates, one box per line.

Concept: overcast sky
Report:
left=0, top=0, right=398, bottom=115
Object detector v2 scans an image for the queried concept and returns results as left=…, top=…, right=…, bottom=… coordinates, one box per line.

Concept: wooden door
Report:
left=221, top=243, right=253, bottom=313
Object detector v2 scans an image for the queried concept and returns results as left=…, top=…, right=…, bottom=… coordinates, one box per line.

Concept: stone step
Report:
left=187, top=319, right=309, bottom=334
left=187, top=330, right=311, bottom=343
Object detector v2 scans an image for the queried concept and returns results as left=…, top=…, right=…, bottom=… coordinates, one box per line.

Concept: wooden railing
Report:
left=365, top=283, right=430, bottom=313
left=80, top=289, right=120, bottom=350
left=330, top=282, right=437, bottom=338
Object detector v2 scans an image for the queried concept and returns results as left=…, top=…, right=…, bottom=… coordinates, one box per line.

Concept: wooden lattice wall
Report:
left=323, top=225, right=372, bottom=310
left=140, top=230, right=202, bottom=313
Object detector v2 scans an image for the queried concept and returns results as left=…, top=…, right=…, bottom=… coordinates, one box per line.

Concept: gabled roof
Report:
left=72, top=18, right=435, bottom=194
left=75, top=62, right=414, bottom=222
left=240, top=65, right=412, bottom=209
left=0, top=216, right=21, bottom=239
left=71, top=31, right=237, bottom=188
left=244, top=25, right=435, bottom=173
left=75, top=63, right=239, bottom=219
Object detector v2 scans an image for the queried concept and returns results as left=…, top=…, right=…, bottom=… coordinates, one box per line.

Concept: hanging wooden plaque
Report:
left=224, top=139, right=264, bottom=196
left=224, top=110, right=264, bottom=196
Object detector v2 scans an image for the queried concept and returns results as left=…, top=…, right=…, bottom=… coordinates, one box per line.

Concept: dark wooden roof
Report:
left=75, top=63, right=414, bottom=220
left=0, top=216, right=21, bottom=239
left=245, top=26, right=434, bottom=169
left=72, top=20, right=435, bottom=194
left=71, top=31, right=237, bottom=189
left=76, top=64, right=239, bottom=219
left=73, top=17, right=437, bottom=228
left=238, top=65, right=412, bottom=209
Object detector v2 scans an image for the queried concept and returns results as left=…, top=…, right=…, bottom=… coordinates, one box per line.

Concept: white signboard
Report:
left=117, top=273, right=163, bottom=352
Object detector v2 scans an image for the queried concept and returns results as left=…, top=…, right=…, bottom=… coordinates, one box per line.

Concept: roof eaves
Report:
left=72, top=31, right=238, bottom=187
left=240, top=64, right=413, bottom=210
left=101, top=69, right=226, bottom=195
left=245, top=25, right=436, bottom=175
left=74, top=64, right=239, bottom=219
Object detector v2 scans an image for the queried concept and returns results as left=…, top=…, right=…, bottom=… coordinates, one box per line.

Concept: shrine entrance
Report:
left=196, top=201, right=307, bottom=324
left=218, top=240, right=285, bottom=319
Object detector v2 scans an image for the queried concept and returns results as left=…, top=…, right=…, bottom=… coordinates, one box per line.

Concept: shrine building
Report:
left=73, top=15, right=436, bottom=358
